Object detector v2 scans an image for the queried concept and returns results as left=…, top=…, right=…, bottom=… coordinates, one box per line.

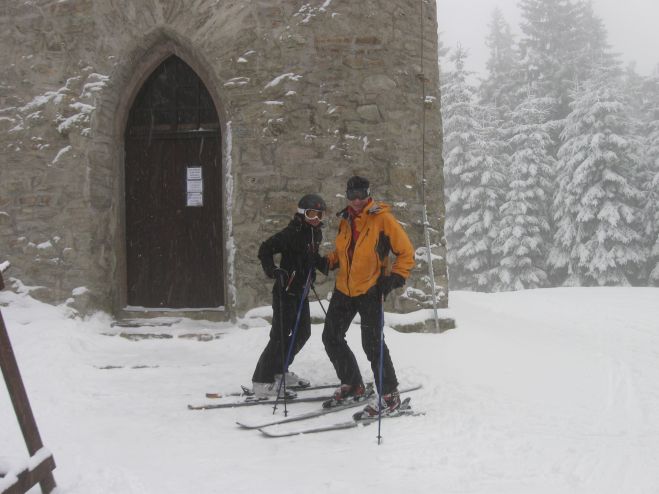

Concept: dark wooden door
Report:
left=125, top=55, right=224, bottom=308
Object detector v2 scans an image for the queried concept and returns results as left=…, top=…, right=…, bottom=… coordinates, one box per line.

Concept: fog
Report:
left=437, top=0, right=658, bottom=76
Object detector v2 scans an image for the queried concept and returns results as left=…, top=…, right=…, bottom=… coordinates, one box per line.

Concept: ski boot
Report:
left=322, top=383, right=372, bottom=408
left=353, top=390, right=402, bottom=420
left=275, top=371, right=311, bottom=389
left=251, top=381, right=297, bottom=400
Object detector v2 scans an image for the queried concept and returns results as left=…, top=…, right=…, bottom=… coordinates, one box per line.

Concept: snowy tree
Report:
left=480, top=8, right=521, bottom=116
left=641, top=76, right=659, bottom=284
left=518, top=0, right=575, bottom=118
left=644, top=168, right=659, bottom=285
left=622, top=63, right=655, bottom=132
left=442, top=47, right=504, bottom=289
left=549, top=70, right=646, bottom=286
left=518, top=0, right=617, bottom=120
left=491, top=93, right=555, bottom=290
left=572, top=1, right=618, bottom=82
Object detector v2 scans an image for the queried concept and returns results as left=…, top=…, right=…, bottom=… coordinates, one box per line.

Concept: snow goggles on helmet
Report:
left=346, top=187, right=370, bottom=200
left=297, top=208, right=324, bottom=220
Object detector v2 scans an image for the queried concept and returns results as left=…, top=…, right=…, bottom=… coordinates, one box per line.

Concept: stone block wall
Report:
left=0, top=0, right=448, bottom=316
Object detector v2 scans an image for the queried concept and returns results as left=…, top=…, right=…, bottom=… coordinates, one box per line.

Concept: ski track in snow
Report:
left=1, top=287, right=658, bottom=493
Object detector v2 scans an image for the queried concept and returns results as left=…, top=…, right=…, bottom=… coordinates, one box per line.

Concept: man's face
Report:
left=346, top=187, right=369, bottom=212
left=348, top=196, right=369, bottom=213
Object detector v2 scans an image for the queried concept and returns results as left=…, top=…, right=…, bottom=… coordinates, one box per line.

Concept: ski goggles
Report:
left=346, top=187, right=370, bottom=200
left=297, top=208, right=325, bottom=220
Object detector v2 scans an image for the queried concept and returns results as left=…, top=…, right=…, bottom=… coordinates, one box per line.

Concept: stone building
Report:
left=0, top=0, right=449, bottom=324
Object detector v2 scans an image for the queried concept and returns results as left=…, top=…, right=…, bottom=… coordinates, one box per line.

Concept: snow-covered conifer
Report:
left=572, top=1, right=618, bottom=82
left=644, top=168, right=659, bottom=285
left=518, top=0, right=576, bottom=118
left=491, top=93, right=554, bottom=290
left=641, top=76, right=659, bottom=284
left=518, top=0, right=617, bottom=121
left=442, top=47, right=504, bottom=289
left=549, top=69, right=646, bottom=286
left=480, top=8, right=521, bottom=117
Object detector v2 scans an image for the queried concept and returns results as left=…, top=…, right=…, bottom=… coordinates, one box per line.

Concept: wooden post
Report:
left=0, top=264, right=56, bottom=493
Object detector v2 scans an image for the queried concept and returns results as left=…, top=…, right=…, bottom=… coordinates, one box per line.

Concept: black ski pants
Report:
left=322, top=287, right=399, bottom=395
left=252, top=287, right=310, bottom=383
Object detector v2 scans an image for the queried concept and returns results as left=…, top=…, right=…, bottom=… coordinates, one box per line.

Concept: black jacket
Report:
left=258, top=214, right=323, bottom=293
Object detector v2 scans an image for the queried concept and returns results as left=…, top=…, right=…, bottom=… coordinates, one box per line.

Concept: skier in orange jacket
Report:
left=318, top=176, right=414, bottom=416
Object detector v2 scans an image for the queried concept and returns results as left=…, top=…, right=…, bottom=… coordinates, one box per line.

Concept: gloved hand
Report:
left=314, top=254, right=330, bottom=275
left=265, top=266, right=289, bottom=286
left=376, top=273, right=405, bottom=300
left=272, top=267, right=289, bottom=288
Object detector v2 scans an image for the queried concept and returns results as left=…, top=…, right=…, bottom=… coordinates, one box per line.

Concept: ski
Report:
left=258, top=397, right=423, bottom=438
left=205, top=383, right=340, bottom=399
left=188, top=392, right=332, bottom=410
left=260, top=421, right=358, bottom=437
left=237, top=383, right=421, bottom=429
left=236, top=388, right=375, bottom=429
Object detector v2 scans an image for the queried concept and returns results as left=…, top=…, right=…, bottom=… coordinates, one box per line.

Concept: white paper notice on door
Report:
left=186, top=166, right=203, bottom=207
left=187, top=180, right=203, bottom=193
left=187, top=166, right=202, bottom=181
left=187, top=192, right=203, bottom=207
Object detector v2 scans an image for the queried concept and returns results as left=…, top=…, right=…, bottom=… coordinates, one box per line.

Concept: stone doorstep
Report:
left=117, top=307, right=229, bottom=322
left=111, top=318, right=182, bottom=328
left=101, top=331, right=224, bottom=342
left=107, top=317, right=225, bottom=341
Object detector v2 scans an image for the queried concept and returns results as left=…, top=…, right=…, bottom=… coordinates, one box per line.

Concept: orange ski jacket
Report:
left=326, top=200, right=414, bottom=297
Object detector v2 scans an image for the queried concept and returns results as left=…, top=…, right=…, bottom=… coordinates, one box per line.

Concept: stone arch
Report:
left=90, top=28, right=233, bottom=314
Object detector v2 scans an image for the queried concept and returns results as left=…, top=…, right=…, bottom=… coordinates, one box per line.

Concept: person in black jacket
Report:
left=251, top=194, right=327, bottom=398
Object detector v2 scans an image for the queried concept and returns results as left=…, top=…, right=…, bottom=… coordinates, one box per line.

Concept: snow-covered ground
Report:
left=1, top=286, right=659, bottom=493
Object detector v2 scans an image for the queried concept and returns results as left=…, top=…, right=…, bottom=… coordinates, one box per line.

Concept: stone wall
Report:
left=0, top=0, right=448, bottom=317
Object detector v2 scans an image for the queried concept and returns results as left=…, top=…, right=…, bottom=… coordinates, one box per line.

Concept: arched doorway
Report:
left=124, top=55, right=224, bottom=309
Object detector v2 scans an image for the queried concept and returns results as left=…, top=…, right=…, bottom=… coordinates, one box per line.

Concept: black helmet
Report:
left=347, top=176, right=369, bottom=190
left=346, top=175, right=370, bottom=200
left=297, top=194, right=327, bottom=211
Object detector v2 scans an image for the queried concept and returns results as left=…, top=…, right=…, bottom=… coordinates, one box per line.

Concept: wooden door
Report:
left=125, top=55, right=224, bottom=308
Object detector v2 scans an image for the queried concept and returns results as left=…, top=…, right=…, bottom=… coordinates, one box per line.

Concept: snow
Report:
left=294, top=1, right=334, bottom=23
left=223, top=77, right=250, bottom=88
left=70, top=287, right=89, bottom=297
left=36, top=241, right=53, bottom=250
left=224, top=121, right=236, bottom=308
left=264, top=73, right=302, bottom=89
left=1, top=287, right=658, bottom=492
left=50, top=146, right=73, bottom=165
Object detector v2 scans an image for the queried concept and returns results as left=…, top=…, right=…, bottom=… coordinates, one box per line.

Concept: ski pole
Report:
left=276, top=274, right=289, bottom=417
left=278, top=268, right=297, bottom=416
left=377, top=292, right=385, bottom=445
left=273, top=268, right=313, bottom=415
left=310, top=285, right=327, bottom=318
